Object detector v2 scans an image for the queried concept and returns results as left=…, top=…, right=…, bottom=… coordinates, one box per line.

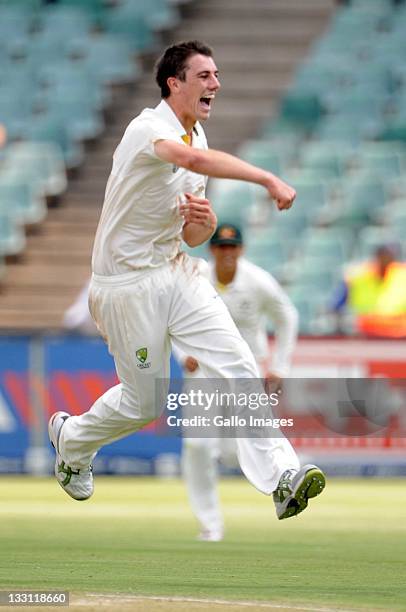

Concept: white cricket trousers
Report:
left=58, top=255, right=299, bottom=494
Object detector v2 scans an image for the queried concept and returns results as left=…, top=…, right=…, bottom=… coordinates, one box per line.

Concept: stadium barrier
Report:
left=0, top=335, right=405, bottom=477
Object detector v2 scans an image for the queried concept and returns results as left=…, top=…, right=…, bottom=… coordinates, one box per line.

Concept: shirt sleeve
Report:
left=118, top=116, right=182, bottom=165
left=257, top=270, right=299, bottom=377
left=143, top=118, right=182, bottom=159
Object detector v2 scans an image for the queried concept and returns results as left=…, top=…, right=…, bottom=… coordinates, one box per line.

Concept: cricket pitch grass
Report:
left=0, top=476, right=405, bottom=612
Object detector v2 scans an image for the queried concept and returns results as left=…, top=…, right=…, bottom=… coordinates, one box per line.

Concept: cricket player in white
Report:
left=175, top=224, right=299, bottom=540
left=48, top=41, right=325, bottom=521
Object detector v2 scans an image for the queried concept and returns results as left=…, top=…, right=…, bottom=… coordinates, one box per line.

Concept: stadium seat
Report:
left=181, top=242, right=209, bottom=261
left=104, top=4, right=156, bottom=52
left=209, top=180, right=255, bottom=227
left=44, top=96, right=105, bottom=142
left=244, top=235, right=287, bottom=271
left=24, top=115, right=84, bottom=170
left=39, top=5, right=93, bottom=38
left=2, top=142, right=67, bottom=198
left=58, top=0, right=107, bottom=27
left=385, top=208, right=406, bottom=248
left=80, top=34, right=141, bottom=86
left=37, top=60, right=109, bottom=112
left=0, top=0, right=41, bottom=9
left=329, top=177, right=387, bottom=227
left=0, top=177, right=47, bottom=226
left=356, top=226, right=398, bottom=259
left=299, top=228, right=353, bottom=264
left=0, top=204, right=26, bottom=257
left=278, top=92, right=324, bottom=129
left=238, top=141, right=292, bottom=176
left=267, top=205, right=309, bottom=236
left=298, top=143, right=354, bottom=179
left=355, top=145, right=406, bottom=177
left=315, top=115, right=383, bottom=144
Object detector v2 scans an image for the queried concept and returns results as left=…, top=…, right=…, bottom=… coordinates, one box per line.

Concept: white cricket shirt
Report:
left=92, top=100, right=208, bottom=275
left=209, top=258, right=298, bottom=377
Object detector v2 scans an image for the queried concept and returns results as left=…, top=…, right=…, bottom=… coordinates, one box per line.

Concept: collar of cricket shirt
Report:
left=155, top=100, right=200, bottom=145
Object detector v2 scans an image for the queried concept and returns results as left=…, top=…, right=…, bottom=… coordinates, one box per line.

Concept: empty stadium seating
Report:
left=205, top=0, right=406, bottom=334
left=0, top=0, right=169, bottom=310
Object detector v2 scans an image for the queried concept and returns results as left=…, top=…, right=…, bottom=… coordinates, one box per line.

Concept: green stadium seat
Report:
left=58, top=0, right=107, bottom=27
left=356, top=226, right=398, bottom=259
left=143, top=0, right=180, bottom=32
left=26, top=33, right=75, bottom=67
left=325, top=92, right=387, bottom=121
left=299, top=228, right=353, bottom=264
left=379, top=124, right=406, bottom=143
left=245, top=225, right=297, bottom=256
left=38, top=60, right=109, bottom=112
left=315, top=115, right=383, bottom=144
left=0, top=255, right=6, bottom=283
left=0, top=92, right=33, bottom=141
left=293, top=59, right=352, bottom=96
left=24, top=115, right=84, bottom=170
left=298, top=143, right=354, bottom=178
left=39, top=5, right=93, bottom=37
left=244, top=236, right=287, bottom=270
left=268, top=206, right=309, bottom=235
left=285, top=260, right=338, bottom=294
left=0, top=204, right=26, bottom=257
left=2, top=142, right=67, bottom=198
left=385, top=209, right=406, bottom=248
left=238, top=141, right=292, bottom=176
left=181, top=242, right=209, bottom=261
left=279, top=92, right=324, bottom=129
left=330, top=177, right=386, bottom=227
left=81, top=34, right=141, bottom=86
left=261, top=117, right=308, bottom=141
left=355, top=144, right=406, bottom=177
left=0, top=177, right=47, bottom=226
left=44, top=96, right=105, bottom=142
left=209, top=180, right=255, bottom=228
left=0, top=0, right=41, bottom=10
left=104, top=4, right=156, bottom=52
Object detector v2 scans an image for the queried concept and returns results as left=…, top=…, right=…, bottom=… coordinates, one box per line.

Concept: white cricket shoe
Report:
left=273, top=464, right=326, bottom=520
left=197, top=529, right=224, bottom=542
left=48, top=411, right=93, bottom=501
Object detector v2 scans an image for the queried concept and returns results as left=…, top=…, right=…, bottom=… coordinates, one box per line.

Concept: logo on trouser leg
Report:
left=136, top=347, right=151, bottom=369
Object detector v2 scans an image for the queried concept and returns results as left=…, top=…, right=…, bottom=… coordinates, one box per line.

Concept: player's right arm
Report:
left=154, top=140, right=295, bottom=210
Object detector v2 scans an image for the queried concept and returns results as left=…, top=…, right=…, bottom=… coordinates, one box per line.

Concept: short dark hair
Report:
left=155, top=40, right=213, bottom=98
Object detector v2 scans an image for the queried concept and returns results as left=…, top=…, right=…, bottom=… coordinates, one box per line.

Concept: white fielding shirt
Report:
left=92, top=100, right=208, bottom=275
left=208, top=258, right=298, bottom=377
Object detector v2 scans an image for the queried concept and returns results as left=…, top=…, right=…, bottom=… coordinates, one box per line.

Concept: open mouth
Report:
left=199, top=96, right=213, bottom=110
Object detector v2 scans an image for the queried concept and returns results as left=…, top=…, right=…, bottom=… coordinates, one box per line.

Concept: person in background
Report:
left=332, top=243, right=406, bottom=337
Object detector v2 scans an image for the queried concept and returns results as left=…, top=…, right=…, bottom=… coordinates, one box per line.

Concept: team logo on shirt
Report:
left=136, top=347, right=151, bottom=369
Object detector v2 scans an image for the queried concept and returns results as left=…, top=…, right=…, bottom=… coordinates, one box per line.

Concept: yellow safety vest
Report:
left=346, top=262, right=406, bottom=337
left=346, top=262, right=406, bottom=315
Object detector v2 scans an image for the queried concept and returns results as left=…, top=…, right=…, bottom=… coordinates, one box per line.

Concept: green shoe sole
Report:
left=277, top=466, right=326, bottom=520
left=294, top=467, right=326, bottom=515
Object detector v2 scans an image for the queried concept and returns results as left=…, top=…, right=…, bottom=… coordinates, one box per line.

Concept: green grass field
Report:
left=0, top=476, right=405, bottom=611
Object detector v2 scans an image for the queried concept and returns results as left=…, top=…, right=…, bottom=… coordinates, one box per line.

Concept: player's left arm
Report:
left=260, top=273, right=299, bottom=379
left=181, top=192, right=217, bottom=247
